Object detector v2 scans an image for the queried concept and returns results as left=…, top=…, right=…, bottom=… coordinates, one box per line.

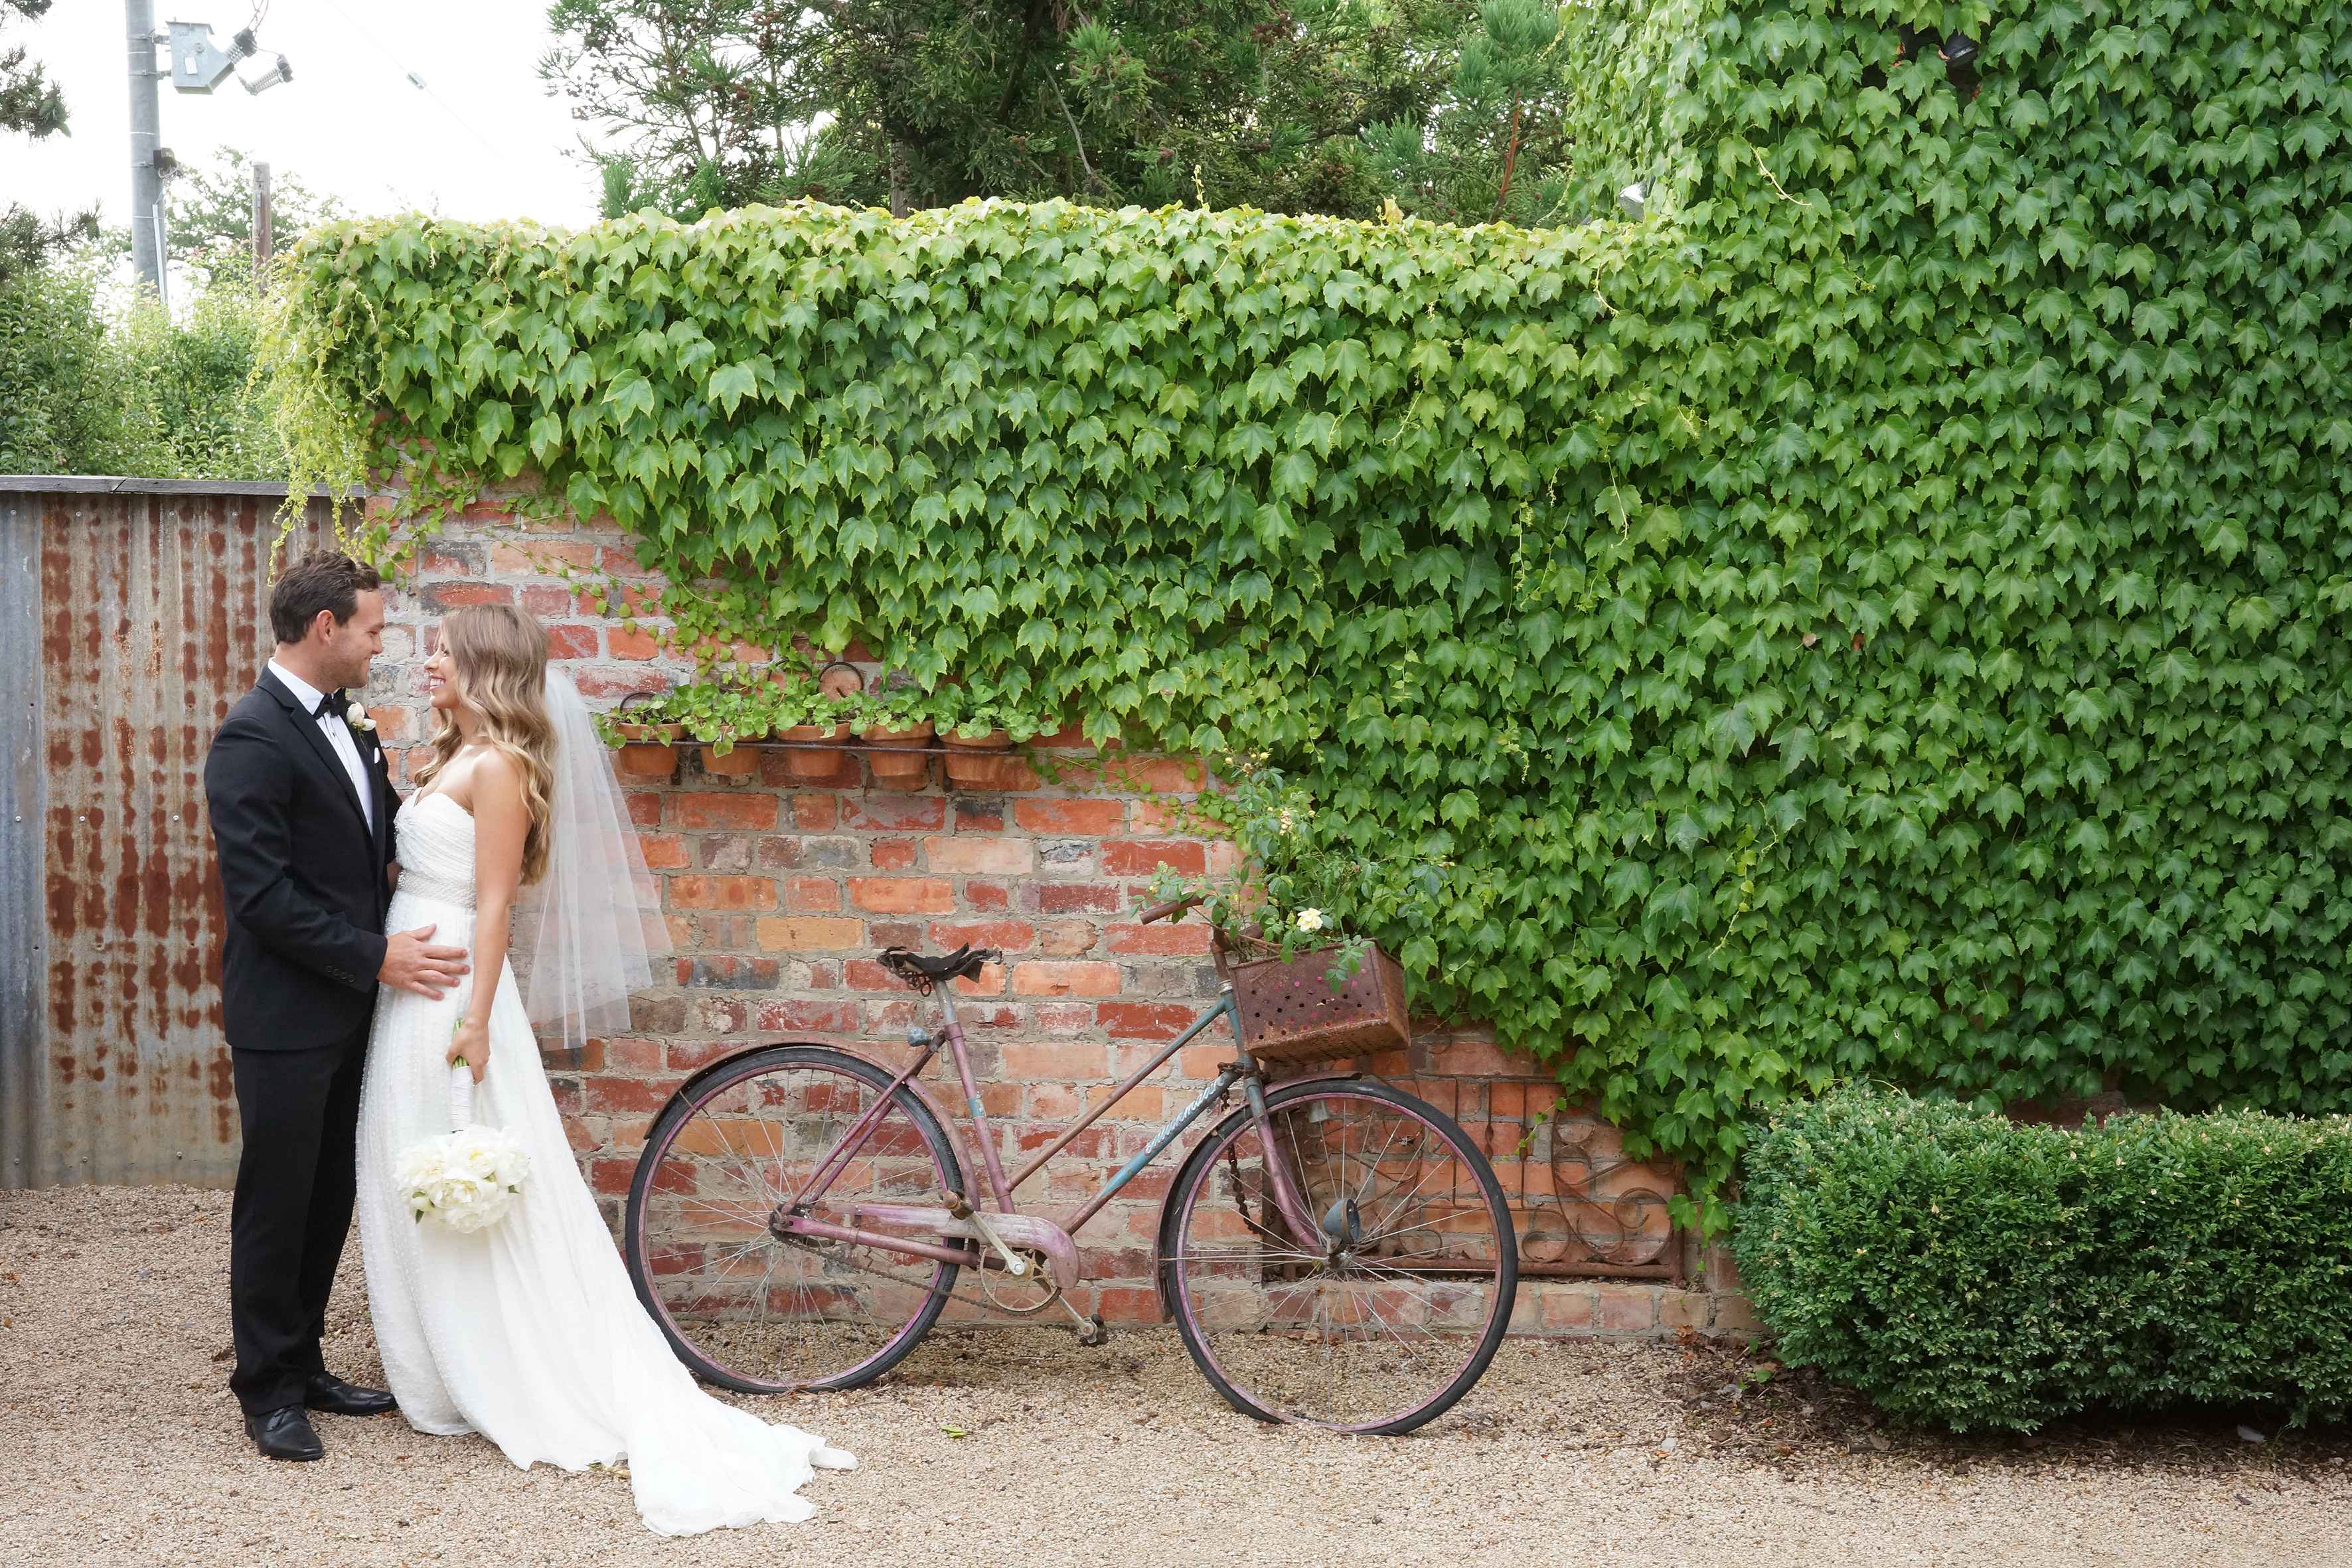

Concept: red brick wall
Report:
left=363, top=503, right=1751, bottom=1338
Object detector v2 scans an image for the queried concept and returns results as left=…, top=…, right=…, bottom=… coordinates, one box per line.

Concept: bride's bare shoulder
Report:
left=445, top=744, right=524, bottom=817
left=465, top=746, right=526, bottom=807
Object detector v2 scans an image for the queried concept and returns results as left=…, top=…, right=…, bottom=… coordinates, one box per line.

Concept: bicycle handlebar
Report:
left=1138, top=894, right=1204, bottom=925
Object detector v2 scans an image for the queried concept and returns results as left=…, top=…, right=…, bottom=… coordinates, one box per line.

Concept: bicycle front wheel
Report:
left=1161, top=1078, right=1518, bottom=1434
left=624, top=1044, right=965, bottom=1393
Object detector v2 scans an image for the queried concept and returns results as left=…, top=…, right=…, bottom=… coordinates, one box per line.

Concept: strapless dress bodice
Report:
left=394, top=791, right=476, bottom=908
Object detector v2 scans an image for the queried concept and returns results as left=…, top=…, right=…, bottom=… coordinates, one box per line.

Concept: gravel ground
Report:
left=3, top=1186, right=2348, bottom=1567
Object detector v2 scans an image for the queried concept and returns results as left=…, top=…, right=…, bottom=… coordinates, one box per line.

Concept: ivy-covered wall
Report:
left=274, top=0, right=2352, bottom=1212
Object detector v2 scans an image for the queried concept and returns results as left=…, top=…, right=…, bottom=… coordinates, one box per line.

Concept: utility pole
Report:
left=125, top=0, right=167, bottom=299
left=130, top=10, right=296, bottom=297
left=251, top=160, right=273, bottom=278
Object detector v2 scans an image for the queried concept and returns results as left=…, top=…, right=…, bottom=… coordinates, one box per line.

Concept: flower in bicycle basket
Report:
left=1294, top=908, right=1326, bottom=933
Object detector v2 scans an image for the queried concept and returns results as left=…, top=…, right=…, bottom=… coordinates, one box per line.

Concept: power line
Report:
left=310, top=0, right=507, bottom=161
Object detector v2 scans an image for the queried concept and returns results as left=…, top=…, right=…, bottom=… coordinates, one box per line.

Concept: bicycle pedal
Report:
left=1075, top=1313, right=1108, bottom=1348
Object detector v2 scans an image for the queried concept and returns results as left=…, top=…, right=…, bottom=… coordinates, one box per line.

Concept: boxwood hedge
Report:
left=1734, top=1085, right=2352, bottom=1431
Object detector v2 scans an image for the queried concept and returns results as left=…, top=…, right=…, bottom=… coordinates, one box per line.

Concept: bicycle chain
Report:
left=1221, top=1139, right=1259, bottom=1238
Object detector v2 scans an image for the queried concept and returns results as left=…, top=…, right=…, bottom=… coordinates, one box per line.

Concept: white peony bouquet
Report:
left=393, top=1065, right=531, bottom=1233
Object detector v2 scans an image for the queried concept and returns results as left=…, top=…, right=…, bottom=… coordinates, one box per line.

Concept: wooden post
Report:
left=251, top=159, right=273, bottom=278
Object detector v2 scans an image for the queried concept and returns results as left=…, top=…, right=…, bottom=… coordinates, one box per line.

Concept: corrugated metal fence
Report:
left=1, top=479, right=334, bottom=1188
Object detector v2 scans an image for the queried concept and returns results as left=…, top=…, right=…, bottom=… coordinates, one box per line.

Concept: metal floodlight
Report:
left=1938, top=33, right=1980, bottom=67
left=132, top=9, right=297, bottom=297
left=240, top=54, right=294, bottom=95
left=166, top=20, right=254, bottom=94
left=1617, top=181, right=1648, bottom=219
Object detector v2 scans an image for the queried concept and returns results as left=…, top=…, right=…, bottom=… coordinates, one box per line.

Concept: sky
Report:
left=8, top=0, right=606, bottom=242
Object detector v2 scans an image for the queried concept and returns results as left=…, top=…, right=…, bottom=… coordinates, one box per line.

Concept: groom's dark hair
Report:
left=271, top=552, right=382, bottom=644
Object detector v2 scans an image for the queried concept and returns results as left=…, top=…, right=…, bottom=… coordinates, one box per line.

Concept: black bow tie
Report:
left=312, top=689, right=345, bottom=722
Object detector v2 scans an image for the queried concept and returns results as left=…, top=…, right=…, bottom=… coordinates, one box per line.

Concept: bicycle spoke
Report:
left=650, top=1233, right=785, bottom=1298
left=1340, top=1270, right=1449, bottom=1352
left=751, top=1243, right=780, bottom=1334
left=1281, top=1110, right=1320, bottom=1231
left=1348, top=1109, right=1411, bottom=1214
left=1358, top=1146, right=1452, bottom=1245
left=1176, top=1243, right=1327, bottom=1267
left=754, top=1117, right=793, bottom=1207
left=674, top=1194, right=772, bottom=1229
left=1352, top=1208, right=1477, bottom=1253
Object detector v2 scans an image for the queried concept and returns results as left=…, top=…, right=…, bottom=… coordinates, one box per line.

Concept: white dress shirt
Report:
left=269, top=660, right=374, bottom=831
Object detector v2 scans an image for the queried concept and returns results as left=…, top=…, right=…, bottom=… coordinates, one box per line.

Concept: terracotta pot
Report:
left=862, top=720, right=934, bottom=788
left=611, top=722, right=682, bottom=779
left=777, top=721, right=853, bottom=779
left=941, top=728, right=1018, bottom=789
left=699, top=740, right=760, bottom=777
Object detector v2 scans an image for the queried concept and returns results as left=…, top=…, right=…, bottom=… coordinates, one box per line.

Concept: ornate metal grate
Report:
left=1400, top=1077, right=1682, bottom=1282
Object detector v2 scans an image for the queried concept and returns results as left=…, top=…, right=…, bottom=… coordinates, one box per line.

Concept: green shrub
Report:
left=1735, top=1085, right=2352, bottom=1432
left=0, top=252, right=283, bottom=479
left=110, top=271, right=283, bottom=479
left=0, top=254, right=129, bottom=473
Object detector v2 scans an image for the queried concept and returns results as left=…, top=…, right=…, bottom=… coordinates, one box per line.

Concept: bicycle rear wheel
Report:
left=1160, top=1078, right=1517, bottom=1434
left=624, top=1044, right=965, bottom=1393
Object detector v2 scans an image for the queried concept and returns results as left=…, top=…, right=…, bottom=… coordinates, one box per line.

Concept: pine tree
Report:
left=1363, top=0, right=1575, bottom=226
left=2, top=0, right=94, bottom=283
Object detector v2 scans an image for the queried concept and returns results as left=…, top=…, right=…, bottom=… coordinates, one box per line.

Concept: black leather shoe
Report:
left=246, top=1406, right=325, bottom=1462
left=303, top=1372, right=397, bottom=1417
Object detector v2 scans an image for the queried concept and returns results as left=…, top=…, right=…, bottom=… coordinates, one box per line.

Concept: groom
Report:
left=204, top=552, right=470, bottom=1461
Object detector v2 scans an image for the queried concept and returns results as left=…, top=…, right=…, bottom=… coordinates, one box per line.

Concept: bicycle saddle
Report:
left=878, top=945, right=998, bottom=991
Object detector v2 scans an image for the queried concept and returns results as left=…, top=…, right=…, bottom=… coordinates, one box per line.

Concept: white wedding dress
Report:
left=355, top=791, right=854, bottom=1535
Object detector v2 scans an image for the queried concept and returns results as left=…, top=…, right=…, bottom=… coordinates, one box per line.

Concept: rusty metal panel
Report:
left=2, top=495, right=44, bottom=1188
left=0, top=477, right=297, bottom=497
left=28, top=485, right=331, bottom=1186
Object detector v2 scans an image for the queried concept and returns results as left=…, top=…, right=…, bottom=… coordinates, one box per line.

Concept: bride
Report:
left=354, top=603, right=855, bottom=1535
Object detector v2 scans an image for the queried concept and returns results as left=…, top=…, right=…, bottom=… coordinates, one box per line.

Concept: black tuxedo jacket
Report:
left=203, top=669, right=401, bottom=1052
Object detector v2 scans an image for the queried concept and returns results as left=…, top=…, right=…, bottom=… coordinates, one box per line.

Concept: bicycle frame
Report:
left=769, top=981, right=1330, bottom=1278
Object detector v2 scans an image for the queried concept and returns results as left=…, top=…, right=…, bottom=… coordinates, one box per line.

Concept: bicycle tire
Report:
left=1158, top=1076, right=1519, bottom=1435
left=624, top=1043, right=965, bottom=1393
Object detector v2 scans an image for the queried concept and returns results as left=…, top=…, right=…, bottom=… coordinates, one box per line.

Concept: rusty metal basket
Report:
left=1222, top=937, right=1410, bottom=1068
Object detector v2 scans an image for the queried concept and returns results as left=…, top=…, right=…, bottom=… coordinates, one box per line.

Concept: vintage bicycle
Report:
left=621, top=896, right=1518, bottom=1434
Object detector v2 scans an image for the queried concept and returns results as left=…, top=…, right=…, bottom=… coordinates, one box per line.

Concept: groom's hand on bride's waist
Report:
left=381, top=923, right=470, bottom=1000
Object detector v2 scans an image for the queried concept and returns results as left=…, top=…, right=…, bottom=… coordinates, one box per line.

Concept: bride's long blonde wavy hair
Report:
left=414, top=605, right=556, bottom=884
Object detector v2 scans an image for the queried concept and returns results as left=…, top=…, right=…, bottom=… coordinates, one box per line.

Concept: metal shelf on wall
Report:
left=687, top=738, right=966, bottom=753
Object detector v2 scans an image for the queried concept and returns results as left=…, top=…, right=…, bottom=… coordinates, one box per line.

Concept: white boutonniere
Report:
left=346, top=701, right=376, bottom=732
